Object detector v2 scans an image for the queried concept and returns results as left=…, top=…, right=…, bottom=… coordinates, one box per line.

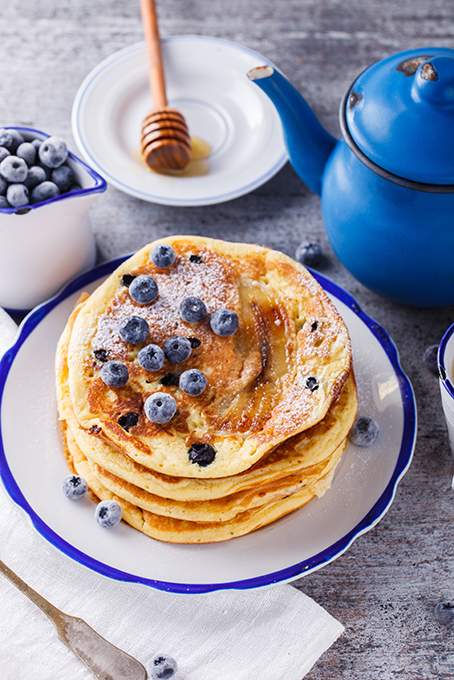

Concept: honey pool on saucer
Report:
left=133, top=136, right=211, bottom=177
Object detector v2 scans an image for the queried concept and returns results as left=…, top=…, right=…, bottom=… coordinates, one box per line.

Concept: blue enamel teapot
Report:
left=248, top=48, right=454, bottom=307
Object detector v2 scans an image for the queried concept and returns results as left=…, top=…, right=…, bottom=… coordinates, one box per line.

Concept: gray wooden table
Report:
left=2, top=0, right=454, bottom=678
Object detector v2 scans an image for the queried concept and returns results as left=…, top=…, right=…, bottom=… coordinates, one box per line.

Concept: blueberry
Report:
left=180, top=296, right=207, bottom=323
left=210, top=308, right=239, bottom=336
left=129, top=274, right=158, bottom=304
left=62, top=474, right=88, bottom=500
left=0, top=130, right=13, bottom=150
left=188, top=337, right=201, bottom=348
left=0, top=147, right=10, bottom=163
left=93, top=348, right=109, bottom=362
left=121, top=273, right=136, bottom=287
left=0, top=196, right=10, bottom=209
left=144, top=392, right=177, bottom=424
left=0, top=155, right=28, bottom=182
left=423, top=344, right=439, bottom=376
left=118, top=411, right=139, bottom=431
left=149, top=654, right=177, bottom=680
left=39, top=136, right=68, bottom=168
left=138, top=343, right=165, bottom=371
left=0, top=177, right=7, bottom=195
left=188, top=443, right=216, bottom=467
left=31, top=138, right=43, bottom=149
left=295, top=241, right=323, bottom=268
left=160, top=372, right=179, bottom=386
left=30, top=181, right=60, bottom=204
left=24, top=165, right=47, bottom=190
left=16, top=142, right=36, bottom=167
left=6, top=184, right=29, bottom=208
left=51, top=164, right=74, bottom=193
left=150, top=243, right=176, bottom=268
left=95, top=500, right=122, bottom=527
left=118, top=315, right=149, bottom=344
left=305, top=376, right=319, bottom=392
left=179, top=369, right=207, bottom=396
left=435, top=601, right=454, bottom=625
left=349, top=416, right=379, bottom=446
left=100, top=360, right=129, bottom=387
left=0, top=129, right=24, bottom=152
left=164, top=335, right=192, bottom=363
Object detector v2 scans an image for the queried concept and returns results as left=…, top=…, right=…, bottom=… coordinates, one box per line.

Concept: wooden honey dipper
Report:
left=140, top=0, right=191, bottom=172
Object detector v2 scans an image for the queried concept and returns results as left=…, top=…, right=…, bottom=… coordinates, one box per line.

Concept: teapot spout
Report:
left=248, top=66, right=337, bottom=195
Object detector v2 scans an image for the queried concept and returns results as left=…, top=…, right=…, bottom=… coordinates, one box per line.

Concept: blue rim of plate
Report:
left=71, top=36, right=288, bottom=207
left=0, top=257, right=416, bottom=593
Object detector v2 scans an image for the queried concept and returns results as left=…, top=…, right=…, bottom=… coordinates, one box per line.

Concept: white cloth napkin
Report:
left=0, top=308, right=343, bottom=680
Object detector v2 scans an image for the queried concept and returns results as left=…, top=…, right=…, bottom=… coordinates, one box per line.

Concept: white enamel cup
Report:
left=0, top=126, right=107, bottom=312
left=438, top=323, right=454, bottom=455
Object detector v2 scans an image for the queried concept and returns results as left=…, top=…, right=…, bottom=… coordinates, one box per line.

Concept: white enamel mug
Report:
left=0, top=126, right=107, bottom=312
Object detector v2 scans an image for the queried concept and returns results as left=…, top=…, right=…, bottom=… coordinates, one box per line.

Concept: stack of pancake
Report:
left=56, top=236, right=357, bottom=543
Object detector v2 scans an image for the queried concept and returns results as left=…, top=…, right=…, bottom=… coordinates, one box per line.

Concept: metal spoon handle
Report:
left=0, top=558, right=147, bottom=679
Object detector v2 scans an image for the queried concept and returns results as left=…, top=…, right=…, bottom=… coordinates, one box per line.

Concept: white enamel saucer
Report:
left=71, top=36, right=288, bottom=206
left=0, top=258, right=416, bottom=593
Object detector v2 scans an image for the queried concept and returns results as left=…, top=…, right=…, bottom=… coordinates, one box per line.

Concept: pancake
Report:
left=68, top=443, right=345, bottom=544
left=63, top=419, right=347, bottom=522
left=65, top=236, right=352, bottom=478
left=56, top=286, right=357, bottom=502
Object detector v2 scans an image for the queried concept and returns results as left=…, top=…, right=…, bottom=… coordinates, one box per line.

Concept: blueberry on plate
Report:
left=180, top=296, right=207, bottom=323
left=0, top=196, right=10, bottom=208
left=31, top=138, right=42, bottom=150
left=149, top=243, right=176, bottom=268
left=51, top=164, right=74, bottom=192
left=24, top=165, right=47, bottom=190
left=295, top=241, right=323, bottom=268
left=30, top=180, right=60, bottom=204
left=62, top=474, right=88, bottom=500
left=129, top=274, right=158, bottom=304
left=149, top=654, right=177, bottom=680
left=435, top=601, right=454, bottom=625
left=0, top=155, right=28, bottom=183
left=179, top=369, right=207, bottom=396
left=6, top=184, right=29, bottom=208
left=210, top=308, right=239, bottom=336
left=138, top=343, right=165, bottom=371
left=0, top=176, right=7, bottom=195
left=164, top=335, right=192, bottom=363
left=118, top=315, right=149, bottom=344
left=95, top=500, right=122, bottom=528
left=16, top=142, right=36, bottom=167
left=349, top=416, right=379, bottom=446
left=144, top=392, right=177, bottom=424
left=39, top=136, right=68, bottom=168
left=423, top=344, right=439, bottom=376
left=100, top=360, right=129, bottom=387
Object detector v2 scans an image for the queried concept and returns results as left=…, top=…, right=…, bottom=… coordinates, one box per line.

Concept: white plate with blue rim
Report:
left=0, top=257, right=416, bottom=593
left=71, top=36, right=288, bottom=207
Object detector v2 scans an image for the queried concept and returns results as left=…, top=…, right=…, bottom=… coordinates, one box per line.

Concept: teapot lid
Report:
left=344, top=47, right=454, bottom=185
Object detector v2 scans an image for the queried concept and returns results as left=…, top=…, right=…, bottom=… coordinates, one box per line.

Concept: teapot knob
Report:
left=412, top=56, right=454, bottom=103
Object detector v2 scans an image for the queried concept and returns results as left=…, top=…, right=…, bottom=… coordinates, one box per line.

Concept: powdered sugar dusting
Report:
left=92, top=250, right=239, bottom=354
